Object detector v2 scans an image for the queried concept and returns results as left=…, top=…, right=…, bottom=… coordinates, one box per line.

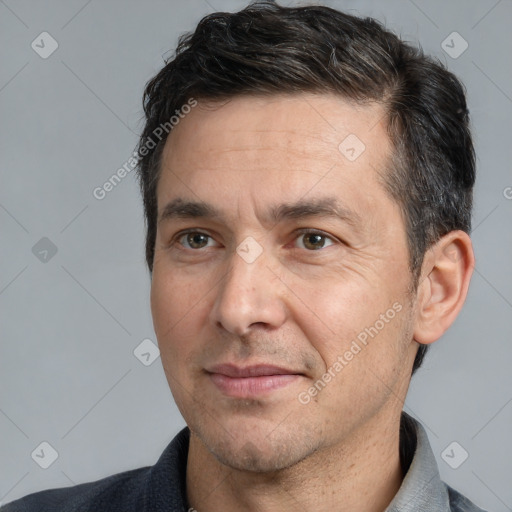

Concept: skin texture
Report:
left=150, top=93, right=474, bottom=512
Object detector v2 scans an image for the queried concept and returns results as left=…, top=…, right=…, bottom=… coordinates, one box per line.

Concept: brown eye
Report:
left=181, top=232, right=212, bottom=249
left=296, top=232, right=334, bottom=250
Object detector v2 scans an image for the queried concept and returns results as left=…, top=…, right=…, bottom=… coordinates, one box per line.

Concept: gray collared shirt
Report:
left=386, top=414, right=487, bottom=511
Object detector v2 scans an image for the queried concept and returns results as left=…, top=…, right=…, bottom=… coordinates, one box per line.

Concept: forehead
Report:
left=158, top=93, right=392, bottom=217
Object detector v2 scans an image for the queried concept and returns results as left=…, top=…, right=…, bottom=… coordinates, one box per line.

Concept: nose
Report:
left=209, top=245, right=287, bottom=337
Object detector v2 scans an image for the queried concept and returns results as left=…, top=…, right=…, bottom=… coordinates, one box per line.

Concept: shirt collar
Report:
left=385, top=412, right=450, bottom=511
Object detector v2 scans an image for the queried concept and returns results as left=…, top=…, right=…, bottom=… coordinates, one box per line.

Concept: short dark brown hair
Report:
left=136, top=1, right=475, bottom=374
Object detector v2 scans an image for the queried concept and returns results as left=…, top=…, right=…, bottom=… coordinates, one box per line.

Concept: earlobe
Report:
left=413, top=231, right=474, bottom=345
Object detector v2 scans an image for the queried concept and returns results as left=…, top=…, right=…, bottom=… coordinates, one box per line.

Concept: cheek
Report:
left=289, top=272, right=374, bottom=359
left=291, top=265, right=409, bottom=374
left=150, top=267, right=210, bottom=360
left=298, top=287, right=412, bottom=429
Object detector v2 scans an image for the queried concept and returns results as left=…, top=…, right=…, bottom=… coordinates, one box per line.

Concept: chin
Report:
left=212, top=438, right=309, bottom=473
left=195, top=418, right=320, bottom=473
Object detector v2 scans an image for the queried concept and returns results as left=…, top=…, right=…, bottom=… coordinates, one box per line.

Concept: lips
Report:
left=206, top=364, right=303, bottom=398
left=208, top=364, right=299, bottom=377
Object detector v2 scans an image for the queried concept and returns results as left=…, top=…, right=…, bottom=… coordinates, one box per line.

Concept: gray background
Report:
left=1, top=0, right=511, bottom=509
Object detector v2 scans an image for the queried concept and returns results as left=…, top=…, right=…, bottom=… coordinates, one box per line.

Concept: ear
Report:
left=413, top=230, right=474, bottom=345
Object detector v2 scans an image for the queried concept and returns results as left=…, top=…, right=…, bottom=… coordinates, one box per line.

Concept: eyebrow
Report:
left=270, top=198, right=361, bottom=227
left=158, top=198, right=220, bottom=224
left=158, top=196, right=362, bottom=227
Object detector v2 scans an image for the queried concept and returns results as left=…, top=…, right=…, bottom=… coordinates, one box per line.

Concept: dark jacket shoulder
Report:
left=1, top=466, right=150, bottom=512
left=1, top=428, right=190, bottom=512
left=447, top=485, right=489, bottom=512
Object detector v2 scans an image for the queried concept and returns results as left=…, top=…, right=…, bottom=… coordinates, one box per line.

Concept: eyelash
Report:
left=171, top=228, right=338, bottom=251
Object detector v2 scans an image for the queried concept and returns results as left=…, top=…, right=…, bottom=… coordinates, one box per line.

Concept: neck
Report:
left=186, top=410, right=404, bottom=512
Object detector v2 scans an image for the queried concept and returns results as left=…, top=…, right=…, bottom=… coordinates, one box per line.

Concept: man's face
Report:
left=151, top=93, right=418, bottom=472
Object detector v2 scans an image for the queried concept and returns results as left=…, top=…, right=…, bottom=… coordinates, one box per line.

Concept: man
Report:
left=2, top=1, right=487, bottom=511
